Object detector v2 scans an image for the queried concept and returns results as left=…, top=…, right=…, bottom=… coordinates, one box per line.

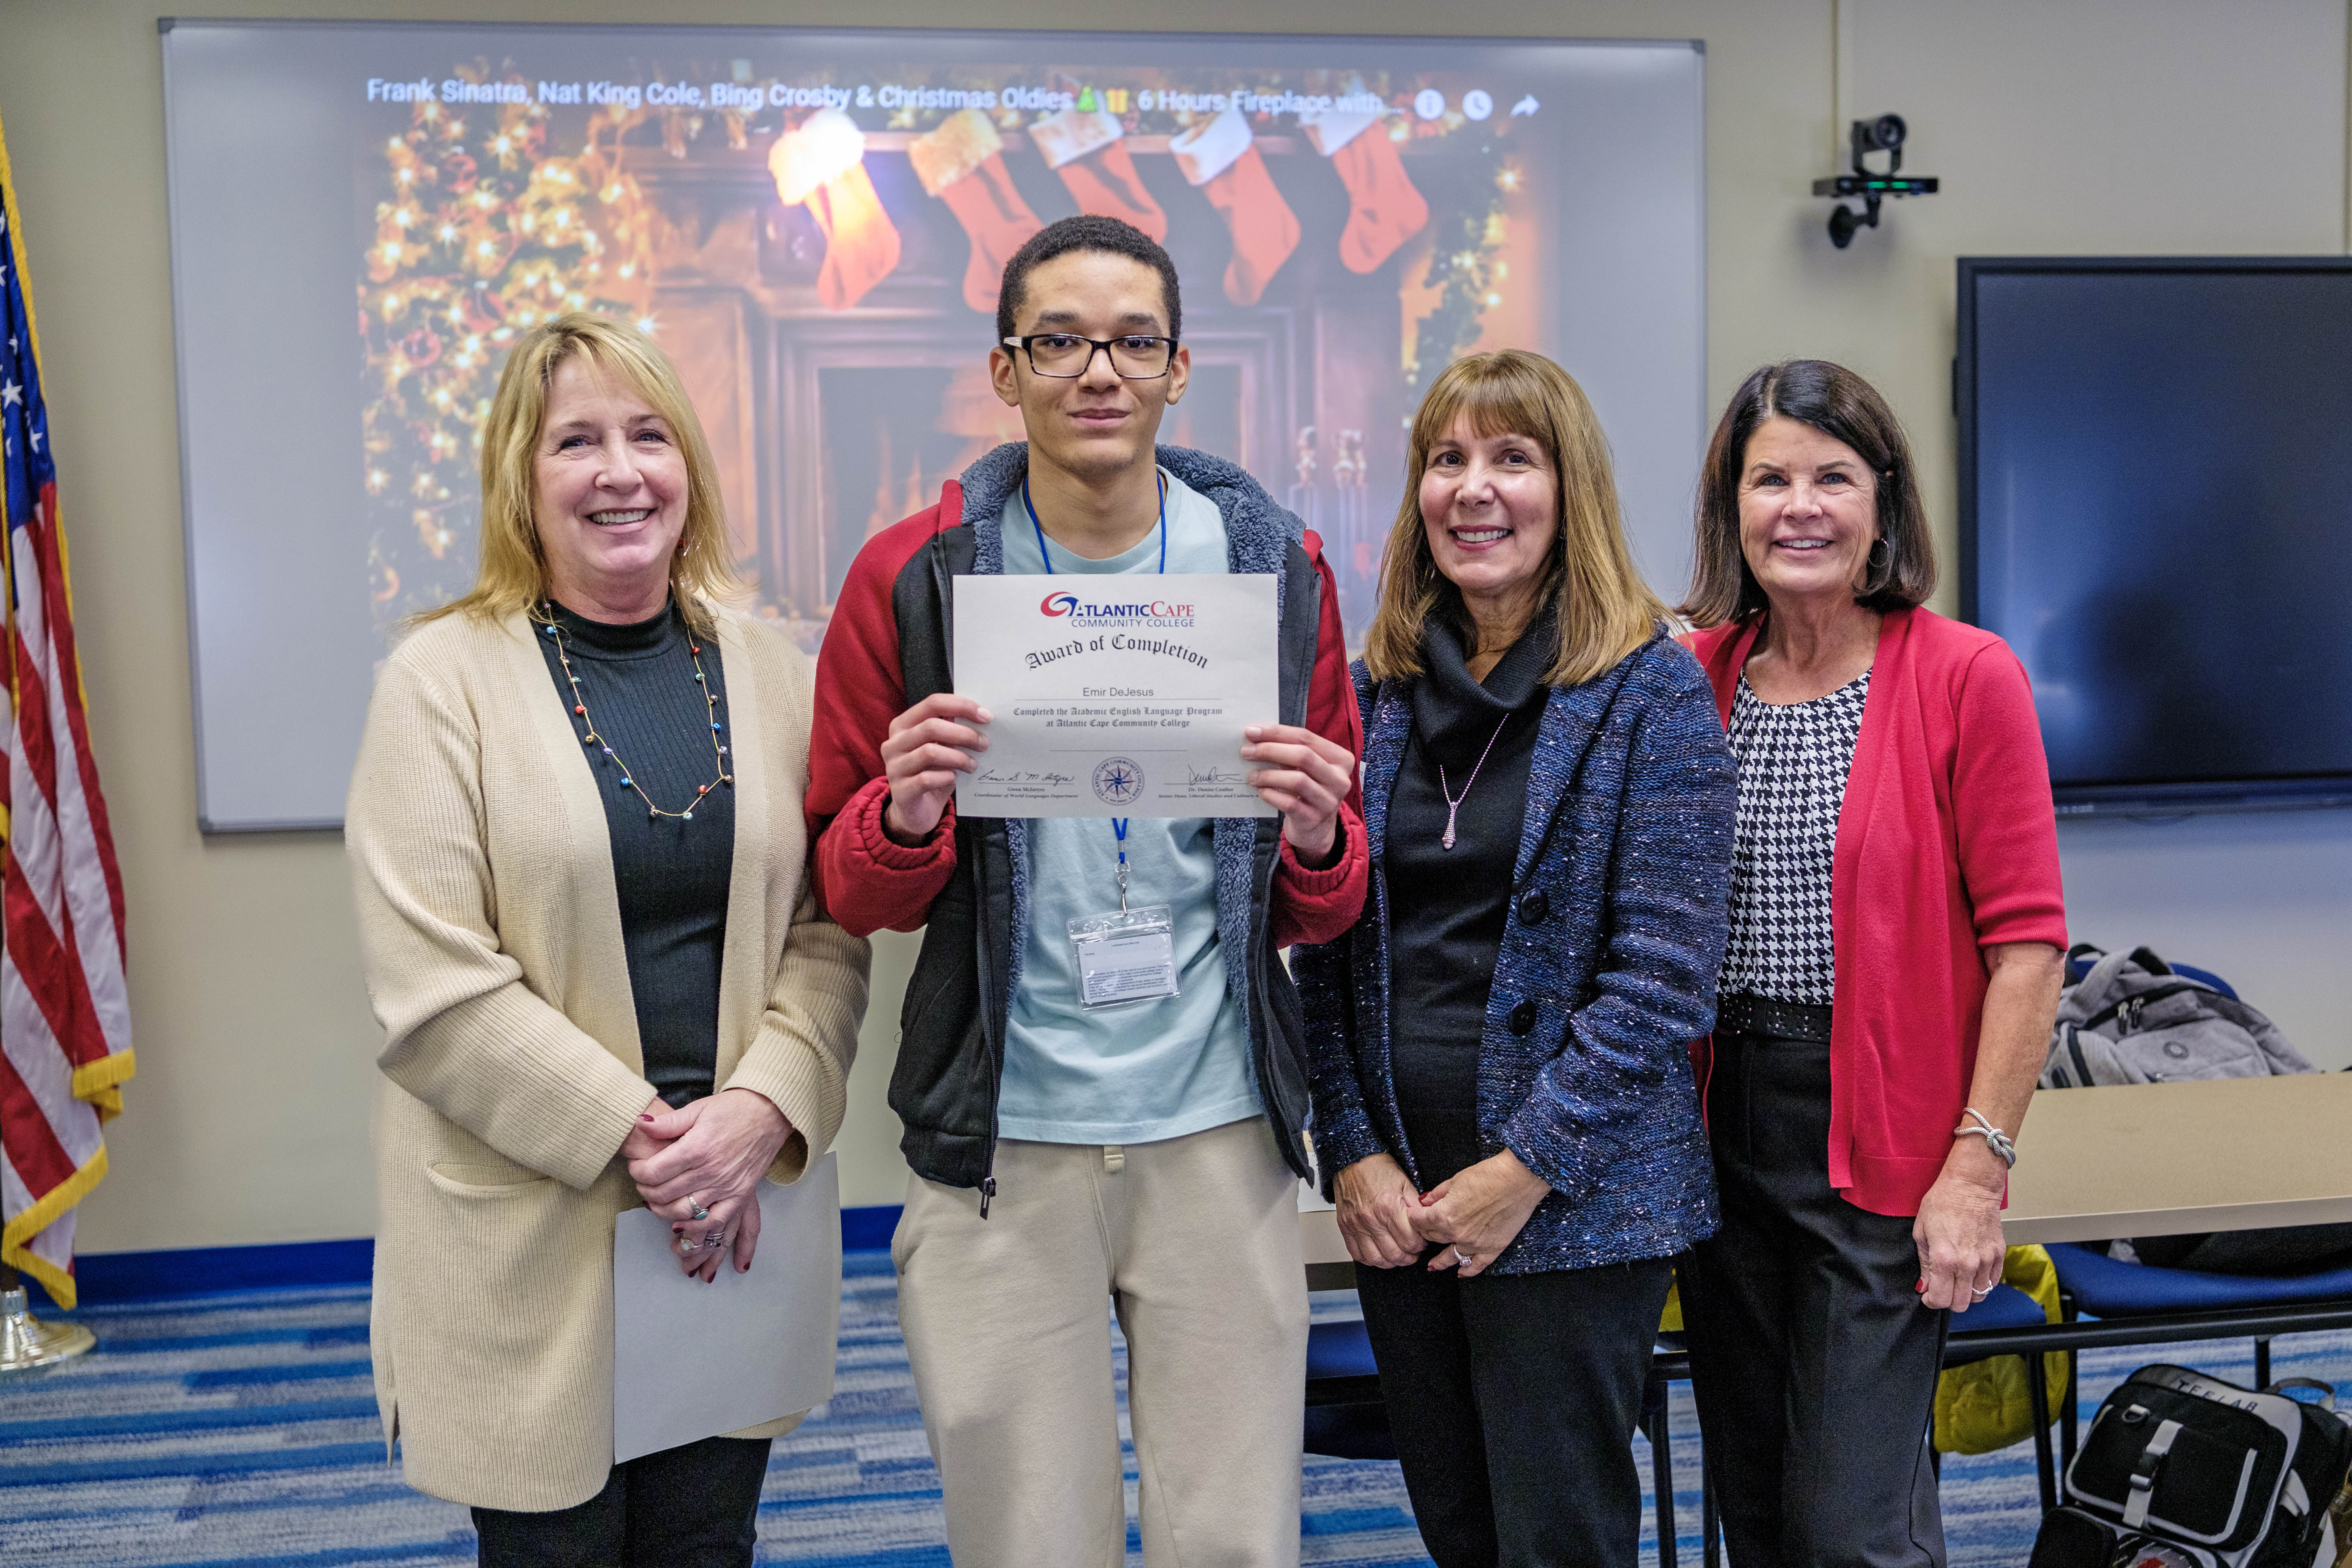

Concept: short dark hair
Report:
left=1680, top=359, right=1936, bottom=627
left=995, top=214, right=1182, bottom=346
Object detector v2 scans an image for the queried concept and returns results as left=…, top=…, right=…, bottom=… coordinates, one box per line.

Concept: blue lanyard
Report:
left=1022, top=471, right=1168, bottom=576
left=1023, top=469, right=1166, bottom=908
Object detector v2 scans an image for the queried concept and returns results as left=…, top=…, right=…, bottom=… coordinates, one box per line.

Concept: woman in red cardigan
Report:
left=1675, top=360, right=2066, bottom=1568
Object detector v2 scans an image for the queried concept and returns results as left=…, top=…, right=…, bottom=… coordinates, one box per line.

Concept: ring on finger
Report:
left=1453, top=1246, right=1472, bottom=1267
left=1970, top=1284, right=1994, bottom=1297
left=689, top=1198, right=710, bottom=1221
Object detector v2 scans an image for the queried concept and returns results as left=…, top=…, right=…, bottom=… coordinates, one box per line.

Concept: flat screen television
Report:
left=1958, top=256, right=2352, bottom=817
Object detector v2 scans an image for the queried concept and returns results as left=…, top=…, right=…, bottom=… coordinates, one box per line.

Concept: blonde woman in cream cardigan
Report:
left=347, top=314, right=868, bottom=1568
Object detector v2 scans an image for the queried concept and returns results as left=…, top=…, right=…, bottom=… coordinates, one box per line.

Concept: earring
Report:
left=1867, top=537, right=1891, bottom=569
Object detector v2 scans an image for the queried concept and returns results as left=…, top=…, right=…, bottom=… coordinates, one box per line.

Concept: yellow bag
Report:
left=1932, top=1243, right=2072, bottom=1455
left=1661, top=1275, right=1684, bottom=1334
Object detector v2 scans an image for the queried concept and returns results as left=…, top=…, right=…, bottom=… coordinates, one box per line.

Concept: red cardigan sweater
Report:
left=1686, top=607, right=2068, bottom=1216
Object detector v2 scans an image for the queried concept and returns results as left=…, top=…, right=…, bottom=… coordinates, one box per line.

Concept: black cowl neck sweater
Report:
left=1383, top=607, right=1556, bottom=1180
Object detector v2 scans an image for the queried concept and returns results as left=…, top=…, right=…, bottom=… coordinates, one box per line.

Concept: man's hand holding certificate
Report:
left=876, top=573, right=1352, bottom=861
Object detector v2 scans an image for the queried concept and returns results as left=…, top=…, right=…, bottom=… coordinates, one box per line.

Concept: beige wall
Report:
left=0, top=0, right=2344, bottom=1254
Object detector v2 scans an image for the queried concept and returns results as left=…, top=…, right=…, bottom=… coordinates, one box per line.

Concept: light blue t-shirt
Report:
left=993, top=470, right=1261, bottom=1144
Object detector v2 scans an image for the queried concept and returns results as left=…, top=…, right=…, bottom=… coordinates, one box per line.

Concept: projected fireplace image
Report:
left=164, top=20, right=1701, bottom=827
left=358, top=58, right=1586, bottom=655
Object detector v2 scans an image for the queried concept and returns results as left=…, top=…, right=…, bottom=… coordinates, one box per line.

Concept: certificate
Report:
left=953, top=573, right=1279, bottom=819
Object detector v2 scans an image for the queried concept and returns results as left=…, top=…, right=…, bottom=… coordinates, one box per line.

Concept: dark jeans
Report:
left=1358, top=1104, right=1675, bottom=1568
left=1678, top=1029, right=1949, bottom=1568
left=472, top=1435, right=771, bottom=1568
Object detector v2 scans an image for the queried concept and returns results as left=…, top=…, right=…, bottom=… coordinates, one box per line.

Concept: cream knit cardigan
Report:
left=346, top=604, right=869, bottom=1512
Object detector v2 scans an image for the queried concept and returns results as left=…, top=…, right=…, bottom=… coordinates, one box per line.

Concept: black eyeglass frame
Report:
left=998, top=333, right=1180, bottom=380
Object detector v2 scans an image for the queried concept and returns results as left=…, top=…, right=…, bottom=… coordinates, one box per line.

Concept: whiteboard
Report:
left=160, top=20, right=1703, bottom=830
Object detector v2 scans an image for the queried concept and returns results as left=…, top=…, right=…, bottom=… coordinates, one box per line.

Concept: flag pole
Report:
left=0, top=1259, right=95, bottom=1374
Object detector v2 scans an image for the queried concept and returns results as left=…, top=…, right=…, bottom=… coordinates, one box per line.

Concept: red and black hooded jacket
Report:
left=808, top=441, right=1369, bottom=1200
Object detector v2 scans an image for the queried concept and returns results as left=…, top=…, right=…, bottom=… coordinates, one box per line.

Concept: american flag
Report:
left=0, top=119, right=131, bottom=1310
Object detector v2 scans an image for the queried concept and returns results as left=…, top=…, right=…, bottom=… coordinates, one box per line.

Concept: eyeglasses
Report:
left=1000, top=334, right=1178, bottom=379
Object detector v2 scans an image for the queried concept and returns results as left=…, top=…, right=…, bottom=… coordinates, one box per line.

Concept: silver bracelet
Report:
left=1952, top=1107, right=2017, bottom=1168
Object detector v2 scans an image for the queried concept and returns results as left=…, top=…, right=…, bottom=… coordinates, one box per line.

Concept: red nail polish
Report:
left=639, top=1113, right=656, bottom=1122
left=1914, top=1279, right=1925, bottom=1293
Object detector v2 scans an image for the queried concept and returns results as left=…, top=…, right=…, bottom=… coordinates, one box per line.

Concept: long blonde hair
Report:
left=414, top=312, right=740, bottom=632
left=1363, top=350, right=1665, bottom=688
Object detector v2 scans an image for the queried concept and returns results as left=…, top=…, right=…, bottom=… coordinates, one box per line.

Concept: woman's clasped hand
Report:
left=1333, top=1149, right=1553, bottom=1279
left=622, top=1088, right=795, bottom=1282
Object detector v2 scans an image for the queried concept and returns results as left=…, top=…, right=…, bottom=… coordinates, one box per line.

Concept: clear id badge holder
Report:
left=1068, top=818, right=1179, bottom=1009
left=1068, top=904, right=1180, bottom=1009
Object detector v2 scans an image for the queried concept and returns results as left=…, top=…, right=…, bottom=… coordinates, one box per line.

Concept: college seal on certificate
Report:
left=1092, top=757, right=1145, bottom=806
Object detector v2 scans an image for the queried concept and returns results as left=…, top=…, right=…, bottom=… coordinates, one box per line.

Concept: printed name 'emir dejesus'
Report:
left=1026, top=634, right=1209, bottom=672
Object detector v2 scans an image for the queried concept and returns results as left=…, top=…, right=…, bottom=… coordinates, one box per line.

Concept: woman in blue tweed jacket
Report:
left=1296, top=351, right=1735, bottom=1568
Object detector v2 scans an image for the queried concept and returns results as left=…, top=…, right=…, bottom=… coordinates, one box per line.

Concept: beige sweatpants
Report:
left=893, top=1116, right=1309, bottom=1568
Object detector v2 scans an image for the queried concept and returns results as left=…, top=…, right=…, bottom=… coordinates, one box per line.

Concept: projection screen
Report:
left=158, top=20, right=1704, bottom=830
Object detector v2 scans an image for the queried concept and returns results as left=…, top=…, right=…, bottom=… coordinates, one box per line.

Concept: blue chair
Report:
left=1662, top=1280, right=2060, bottom=1565
left=1307, top=1286, right=2057, bottom=1568
left=1934, top=1280, right=2064, bottom=1509
left=2043, top=1242, right=2352, bottom=1474
left=1646, top=1329, right=1711, bottom=1568
left=1303, top=1315, right=1698, bottom=1563
left=1302, top=1317, right=1393, bottom=1461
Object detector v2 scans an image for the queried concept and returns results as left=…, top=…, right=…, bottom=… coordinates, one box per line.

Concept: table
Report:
left=1301, top=1072, right=2352, bottom=1286
left=1300, top=1203, right=1349, bottom=1292
left=2002, top=1071, right=2352, bottom=1243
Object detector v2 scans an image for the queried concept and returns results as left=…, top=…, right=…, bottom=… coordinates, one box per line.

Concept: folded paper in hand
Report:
left=611, top=1153, right=843, bottom=1464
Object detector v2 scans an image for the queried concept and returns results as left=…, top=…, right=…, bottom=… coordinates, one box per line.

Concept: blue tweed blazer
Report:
left=1295, top=631, right=1736, bottom=1273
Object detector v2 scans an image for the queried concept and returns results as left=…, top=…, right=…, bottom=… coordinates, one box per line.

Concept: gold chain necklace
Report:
left=540, top=604, right=732, bottom=822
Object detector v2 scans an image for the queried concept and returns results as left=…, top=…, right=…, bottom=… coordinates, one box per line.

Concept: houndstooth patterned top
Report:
left=1721, top=669, right=1871, bottom=1005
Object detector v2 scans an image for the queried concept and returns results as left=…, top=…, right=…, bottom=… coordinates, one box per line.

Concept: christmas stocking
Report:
left=1172, top=108, right=1298, bottom=306
left=1304, top=110, right=1427, bottom=275
left=769, top=109, right=902, bottom=310
left=911, top=109, right=1044, bottom=315
left=1031, top=108, right=1168, bottom=241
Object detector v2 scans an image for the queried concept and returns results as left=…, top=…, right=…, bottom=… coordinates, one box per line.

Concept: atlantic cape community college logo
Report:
left=1093, top=757, right=1145, bottom=806
left=1035, top=591, right=1196, bottom=628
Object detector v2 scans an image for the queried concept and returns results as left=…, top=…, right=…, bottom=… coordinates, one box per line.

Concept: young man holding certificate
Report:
left=808, top=215, right=1368, bottom=1566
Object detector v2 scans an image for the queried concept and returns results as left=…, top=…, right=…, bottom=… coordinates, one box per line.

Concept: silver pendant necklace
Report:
left=1438, top=715, right=1514, bottom=851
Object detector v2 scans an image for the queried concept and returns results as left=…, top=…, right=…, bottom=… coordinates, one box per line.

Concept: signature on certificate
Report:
left=1186, top=764, right=1248, bottom=786
left=977, top=768, right=1077, bottom=785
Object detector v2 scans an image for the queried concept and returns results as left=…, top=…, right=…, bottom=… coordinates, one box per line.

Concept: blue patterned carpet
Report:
left=3, top=1252, right=2348, bottom=1567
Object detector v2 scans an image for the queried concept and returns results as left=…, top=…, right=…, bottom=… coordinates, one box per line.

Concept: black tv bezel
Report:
left=1955, top=254, right=2352, bottom=819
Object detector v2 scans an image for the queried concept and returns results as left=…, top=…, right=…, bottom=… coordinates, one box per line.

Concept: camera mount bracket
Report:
left=1812, top=115, right=1939, bottom=248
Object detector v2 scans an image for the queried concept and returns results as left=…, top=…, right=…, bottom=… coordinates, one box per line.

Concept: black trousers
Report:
left=1677, top=1030, right=1949, bottom=1568
left=1357, top=1222, right=1675, bottom=1567
left=471, top=1435, right=771, bottom=1568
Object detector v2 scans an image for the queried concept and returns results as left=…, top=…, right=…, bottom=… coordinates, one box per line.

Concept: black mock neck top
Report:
left=534, top=597, right=735, bottom=1109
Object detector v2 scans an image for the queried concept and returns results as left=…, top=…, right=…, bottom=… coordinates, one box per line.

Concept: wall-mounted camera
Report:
left=1813, top=114, right=1939, bottom=248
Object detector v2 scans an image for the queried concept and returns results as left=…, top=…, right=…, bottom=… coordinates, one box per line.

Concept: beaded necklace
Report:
left=539, top=602, right=732, bottom=822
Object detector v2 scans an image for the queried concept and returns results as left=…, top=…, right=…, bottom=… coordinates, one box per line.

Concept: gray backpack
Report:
left=2041, top=945, right=2312, bottom=1089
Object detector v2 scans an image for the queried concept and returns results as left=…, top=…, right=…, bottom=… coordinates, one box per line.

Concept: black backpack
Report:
left=2029, top=1364, right=2352, bottom=1568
